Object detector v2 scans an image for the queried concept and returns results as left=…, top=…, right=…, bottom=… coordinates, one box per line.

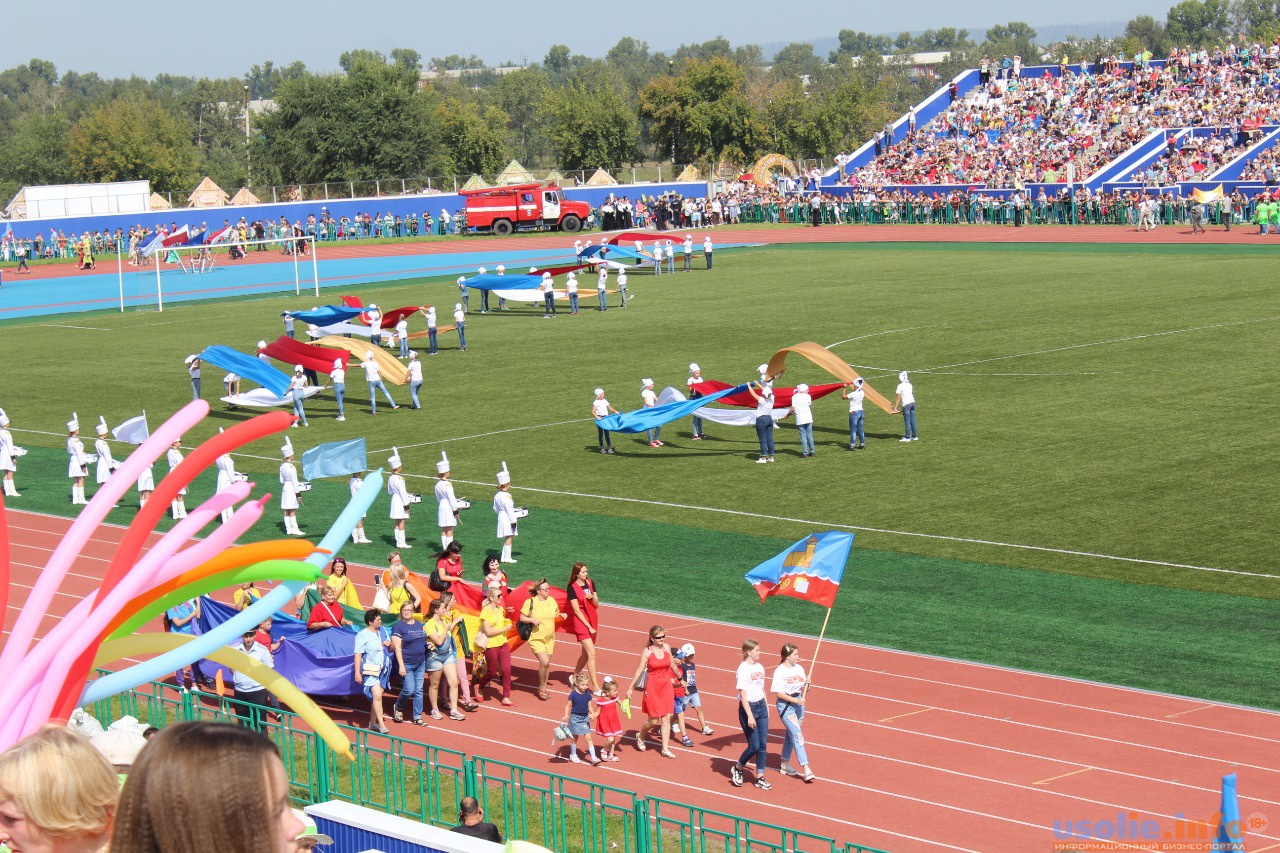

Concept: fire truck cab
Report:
left=460, top=182, right=589, bottom=236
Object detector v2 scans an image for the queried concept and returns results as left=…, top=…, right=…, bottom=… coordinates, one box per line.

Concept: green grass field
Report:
left=7, top=240, right=1279, bottom=708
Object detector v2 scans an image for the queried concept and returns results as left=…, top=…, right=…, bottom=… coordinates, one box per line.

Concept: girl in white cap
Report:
left=326, top=357, right=346, bottom=421
left=687, top=364, right=707, bottom=440
left=387, top=449, right=412, bottom=549
left=407, top=352, right=423, bottom=409
left=434, top=452, right=460, bottom=549
left=214, top=428, right=239, bottom=524
left=792, top=384, right=815, bottom=458
left=453, top=303, right=467, bottom=351
left=289, top=365, right=309, bottom=427
left=186, top=356, right=201, bottom=401
left=93, top=417, right=117, bottom=489
left=425, top=305, right=438, bottom=354
left=0, top=409, right=21, bottom=497
left=167, top=439, right=188, bottom=518
left=641, top=379, right=662, bottom=447
left=349, top=470, right=372, bottom=544
left=279, top=438, right=303, bottom=535
left=366, top=303, right=382, bottom=345
left=843, top=378, right=866, bottom=450
left=746, top=382, right=776, bottom=463
left=893, top=371, right=917, bottom=442
left=591, top=389, right=619, bottom=453
left=361, top=351, right=399, bottom=414
left=67, top=414, right=91, bottom=504
left=566, top=271, right=579, bottom=315
left=493, top=463, right=518, bottom=563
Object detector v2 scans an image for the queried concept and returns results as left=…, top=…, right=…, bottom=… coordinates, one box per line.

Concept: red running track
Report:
left=4, top=507, right=1279, bottom=853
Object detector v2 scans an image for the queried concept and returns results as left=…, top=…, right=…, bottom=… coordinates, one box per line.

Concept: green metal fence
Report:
left=91, top=678, right=891, bottom=853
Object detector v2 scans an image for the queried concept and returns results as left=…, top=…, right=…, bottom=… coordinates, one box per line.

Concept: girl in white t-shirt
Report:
left=791, top=384, right=815, bottom=457
left=772, top=643, right=815, bottom=782
left=729, top=639, right=771, bottom=790
left=591, top=389, right=620, bottom=454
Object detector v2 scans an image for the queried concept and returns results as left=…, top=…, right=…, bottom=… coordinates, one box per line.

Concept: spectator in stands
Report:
left=451, top=796, right=502, bottom=842
left=0, top=725, right=118, bottom=853
left=111, top=721, right=306, bottom=853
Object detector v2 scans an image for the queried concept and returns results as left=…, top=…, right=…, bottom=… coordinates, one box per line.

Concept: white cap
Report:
left=496, top=265, right=505, bottom=272
left=184, top=354, right=198, bottom=365
left=281, top=438, right=294, bottom=457
left=437, top=452, right=450, bottom=475
left=369, top=303, right=377, bottom=310
left=497, top=461, right=511, bottom=486
left=388, top=446, right=402, bottom=469
left=542, top=271, right=551, bottom=279
left=899, top=371, right=909, bottom=382
left=257, top=340, right=267, bottom=349
left=686, top=234, right=692, bottom=239
left=796, top=383, right=809, bottom=393
left=0, top=409, right=9, bottom=428
left=594, top=388, right=604, bottom=396
left=854, top=377, right=864, bottom=387
left=68, top=412, right=79, bottom=432
left=409, top=352, right=418, bottom=361
left=364, top=351, right=374, bottom=360
left=333, top=358, right=342, bottom=369
left=689, top=363, right=700, bottom=373
left=294, top=364, right=303, bottom=373
left=642, top=378, right=653, bottom=388
left=478, top=267, right=486, bottom=274
left=757, top=364, right=769, bottom=376
left=455, top=303, right=462, bottom=311
left=680, top=643, right=696, bottom=657
left=528, top=267, right=538, bottom=273
left=96, top=416, right=109, bottom=435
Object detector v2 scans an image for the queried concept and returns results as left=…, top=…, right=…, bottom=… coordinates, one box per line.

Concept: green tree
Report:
left=983, top=22, right=1040, bottom=62
left=67, top=97, right=197, bottom=191
left=431, top=54, right=486, bottom=71
left=1230, top=0, right=1280, bottom=39
left=543, top=75, right=639, bottom=170
left=1124, top=14, right=1171, bottom=55
left=0, top=111, right=74, bottom=201
left=770, top=43, right=825, bottom=79
left=390, top=49, right=422, bottom=75
left=494, top=68, right=551, bottom=164
left=436, top=99, right=508, bottom=175
left=1166, top=0, right=1231, bottom=46
left=829, top=30, right=894, bottom=61
left=639, top=56, right=765, bottom=165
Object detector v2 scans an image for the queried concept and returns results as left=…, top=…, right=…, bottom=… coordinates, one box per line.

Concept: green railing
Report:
left=90, top=677, right=891, bottom=853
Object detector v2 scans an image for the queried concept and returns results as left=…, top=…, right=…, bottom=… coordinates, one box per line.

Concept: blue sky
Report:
left=7, top=1, right=1176, bottom=79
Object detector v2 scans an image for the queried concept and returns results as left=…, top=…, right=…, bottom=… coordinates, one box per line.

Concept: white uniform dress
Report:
left=167, top=447, right=188, bottom=495
left=215, top=453, right=238, bottom=493
left=0, top=427, right=17, bottom=473
left=493, top=490, right=518, bottom=538
left=434, top=479, right=458, bottom=528
left=94, top=437, right=116, bottom=484
left=349, top=475, right=366, bottom=519
left=279, top=461, right=300, bottom=510
left=67, top=437, right=89, bottom=479
left=137, top=465, right=154, bottom=492
left=387, top=473, right=410, bottom=520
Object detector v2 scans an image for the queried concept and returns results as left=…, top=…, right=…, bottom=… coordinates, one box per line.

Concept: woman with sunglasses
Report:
left=623, top=625, right=681, bottom=758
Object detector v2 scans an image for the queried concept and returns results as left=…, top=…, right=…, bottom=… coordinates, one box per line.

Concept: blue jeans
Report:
left=334, top=383, right=345, bottom=417
left=755, top=416, right=775, bottom=457
left=692, top=414, right=704, bottom=436
left=292, top=390, right=307, bottom=425
left=569, top=293, right=579, bottom=313
left=684, top=252, right=692, bottom=269
left=598, top=290, right=607, bottom=310
left=597, top=425, right=612, bottom=448
left=481, top=290, right=490, bottom=312
left=286, top=330, right=295, bottom=339
left=798, top=422, right=814, bottom=455
left=428, top=329, right=438, bottom=354
left=737, top=699, right=769, bottom=773
left=410, top=379, right=422, bottom=409
left=706, top=252, right=712, bottom=269
left=396, top=660, right=426, bottom=720
left=619, top=287, right=628, bottom=307
left=191, top=377, right=201, bottom=400
left=902, top=403, right=917, bottom=439
left=461, top=291, right=469, bottom=311
left=849, top=411, right=865, bottom=446
left=777, top=700, right=808, bottom=767
left=399, top=337, right=409, bottom=358
left=369, top=380, right=397, bottom=413
left=646, top=425, right=661, bottom=444
left=544, top=294, right=556, bottom=315
left=456, top=322, right=466, bottom=351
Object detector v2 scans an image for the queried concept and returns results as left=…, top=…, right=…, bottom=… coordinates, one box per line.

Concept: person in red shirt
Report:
left=307, top=586, right=352, bottom=631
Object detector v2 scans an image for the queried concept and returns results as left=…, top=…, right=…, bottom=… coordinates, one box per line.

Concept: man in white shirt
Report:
left=791, top=384, right=815, bottom=457
left=843, top=378, right=865, bottom=450
left=894, top=371, right=918, bottom=441
left=641, top=378, right=662, bottom=447
left=362, top=352, right=399, bottom=414
left=230, top=629, right=274, bottom=723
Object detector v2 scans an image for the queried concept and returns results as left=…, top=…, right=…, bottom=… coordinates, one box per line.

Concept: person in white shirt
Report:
left=93, top=417, right=116, bottom=487
left=842, top=378, right=866, bottom=450
left=325, top=358, right=347, bottom=421
left=703, top=236, right=713, bottom=269
left=387, top=449, right=412, bottom=549
left=893, top=371, right=918, bottom=441
left=282, top=312, right=296, bottom=339
left=0, top=409, right=22, bottom=497
left=66, top=415, right=91, bottom=505
left=396, top=316, right=410, bottom=358
left=434, top=452, right=460, bottom=548
left=279, top=438, right=303, bottom=535
left=540, top=272, right=557, bottom=318
left=407, top=352, right=424, bottom=409
left=772, top=643, right=815, bottom=783
left=167, top=439, right=188, bottom=518
left=493, top=463, right=518, bottom=564
left=425, top=306, right=438, bottom=354
left=596, top=268, right=608, bottom=311
left=566, top=272, right=579, bottom=315
left=361, top=351, right=399, bottom=414
left=229, top=629, right=275, bottom=723
left=641, top=378, right=662, bottom=448
left=687, top=363, right=707, bottom=440
left=617, top=270, right=629, bottom=307
left=257, top=341, right=270, bottom=362
left=651, top=243, right=663, bottom=276
left=453, top=303, right=467, bottom=351
left=591, top=388, right=620, bottom=454
left=683, top=234, right=693, bottom=270
left=366, top=304, right=383, bottom=345
left=288, top=365, right=309, bottom=427
left=349, top=471, right=372, bottom=544
left=187, top=356, right=201, bottom=401
left=746, top=382, right=775, bottom=463
left=791, top=383, right=815, bottom=458
left=214, top=429, right=239, bottom=524
left=730, top=638, right=771, bottom=790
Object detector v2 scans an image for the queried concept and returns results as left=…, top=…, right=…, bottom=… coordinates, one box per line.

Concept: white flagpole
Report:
left=154, top=250, right=163, bottom=312
left=311, top=235, right=319, bottom=298
left=117, top=242, right=124, bottom=312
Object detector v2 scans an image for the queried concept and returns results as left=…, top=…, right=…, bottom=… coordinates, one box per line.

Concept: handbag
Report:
left=428, top=568, right=451, bottom=593
left=361, top=661, right=382, bottom=677
left=517, top=598, right=534, bottom=641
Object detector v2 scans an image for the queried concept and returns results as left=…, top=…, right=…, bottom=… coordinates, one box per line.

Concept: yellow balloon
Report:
left=94, top=634, right=353, bottom=760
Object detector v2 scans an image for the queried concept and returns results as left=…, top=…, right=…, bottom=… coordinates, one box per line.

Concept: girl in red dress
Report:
left=594, top=678, right=624, bottom=761
left=624, top=625, right=680, bottom=758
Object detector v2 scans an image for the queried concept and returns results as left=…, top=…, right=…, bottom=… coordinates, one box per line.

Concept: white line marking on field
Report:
left=39, top=323, right=107, bottom=331
left=825, top=325, right=946, bottom=348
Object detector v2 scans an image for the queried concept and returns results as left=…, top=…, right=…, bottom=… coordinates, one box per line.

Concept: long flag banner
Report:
left=302, top=438, right=367, bottom=481
left=197, top=345, right=292, bottom=397
left=263, top=336, right=349, bottom=375
left=206, top=224, right=234, bottom=245
left=596, top=383, right=746, bottom=434
left=691, top=380, right=846, bottom=409
left=287, top=306, right=365, bottom=325
left=656, top=387, right=791, bottom=427
left=461, top=273, right=543, bottom=291
left=744, top=531, right=853, bottom=608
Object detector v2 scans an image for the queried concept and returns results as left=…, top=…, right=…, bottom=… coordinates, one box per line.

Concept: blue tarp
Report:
left=579, top=244, right=652, bottom=262
left=286, top=306, right=365, bottom=325
left=461, top=273, right=543, bottom=290
left=302, top=438, right=367, bottom=481
left=197, top=345, right=292, bottom=396
left=598, top=383, right=747, bottom=433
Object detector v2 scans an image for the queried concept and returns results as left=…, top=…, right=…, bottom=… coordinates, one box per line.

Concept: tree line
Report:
left=0, top=0, right=1274, bottom=203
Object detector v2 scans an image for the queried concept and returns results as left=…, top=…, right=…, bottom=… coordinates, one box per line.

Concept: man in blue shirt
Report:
left=166, top=598, right=201, bottom=692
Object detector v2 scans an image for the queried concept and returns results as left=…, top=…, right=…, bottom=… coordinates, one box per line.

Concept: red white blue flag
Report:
left=744, top=531, right=853, bottom=608
left=206, top=224, right=234, bottom=245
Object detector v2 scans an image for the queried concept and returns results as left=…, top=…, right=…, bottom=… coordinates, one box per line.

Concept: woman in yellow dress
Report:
left=325, top=556, right=362, bottom=609
left=518, top=579, right=564, bottom=701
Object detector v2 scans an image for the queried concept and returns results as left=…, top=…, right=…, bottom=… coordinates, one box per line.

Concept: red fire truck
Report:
left=460, top=183, right=590, bottom=236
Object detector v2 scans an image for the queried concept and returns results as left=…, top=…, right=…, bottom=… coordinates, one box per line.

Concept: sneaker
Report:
left=754, top=777, right=772, bottom=791
left=802, top=769, right=817, bottom=783
left=600, top=448, right=608, bottom=453
left=756, top=457, right=768, bottom=464
left=730, top=764, right=744, bottom=787
left=606, top=448, right=615, bottom=454
left=449, top=711, right=467, bottom=721
left=609, top=751, right=620, bottom=762
left=700, top=726, right=714, bottom=735
left=430, top=710, right=443, bottom=720
left=680, top=736, right=695, bottom=747
left=569, top=753, right=581, bottom=764
left=912, top=437, right=919, bottom=441
left=849, top=444, right=856, bottom=451
left=781, top=764, right=799, bottom=777
left=336, top=416, right=346, bottom=422
left=900, top=437, right=911, bottom=442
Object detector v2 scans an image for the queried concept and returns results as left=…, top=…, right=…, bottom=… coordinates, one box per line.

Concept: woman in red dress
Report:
left=624, top=625, right=680, bottom=758
left=565, top=562, right=600, bottom=690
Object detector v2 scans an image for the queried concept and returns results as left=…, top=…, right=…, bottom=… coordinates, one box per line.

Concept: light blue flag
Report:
left=1216, top=772, right=1245, bottom=850
left=597, top=384, right=746, bottom=433
left=462, top=273, right=543, bottom=291
left=302, top=438, right=367, bottom=481
left=287, top=306, right=365, bottom=325
left=197, top=345, right=291, bottom=396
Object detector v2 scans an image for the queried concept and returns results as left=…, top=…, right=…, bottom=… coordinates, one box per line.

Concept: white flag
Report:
left=112, top=413, right=150, bottom=445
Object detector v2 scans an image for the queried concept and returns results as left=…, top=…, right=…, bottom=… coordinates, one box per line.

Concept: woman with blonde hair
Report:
left=0, top=725, right=119, bottom=853
left=111, top=721, right=305, bottom=853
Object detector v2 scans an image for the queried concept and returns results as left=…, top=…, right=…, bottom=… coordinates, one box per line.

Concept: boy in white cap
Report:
left=289, top=365, right=309, bottom=427
left=349, top=470, right=372, bottom=544
left=167, top=439, right=188, bottom=518
left=326, top=357, right=346, bottom=421
left=641, top=379, right=662, bottom=447
left=893, top=371, right=918, bottom=441
left=596, top=267, right=608, bottom=311
left=683, top=234, right=693, bottom=270
left=425, top=305, right=438, bottom=354
left=283, top=312, right=296, bottom=339
left=676, top=643, right=713, bottom=735
left=66, top=414, right=91, bottom=505
left=565, top=271, right=579, bottom=315
left=396, top=315, right=410, bottom=358
left=843, top=378, right=866, bottom=450
left=453, top=303, right=467, bottom=351
left=435, top=452, right=461, bottom=548
left=214, top=428, right=239, bottom=524
left=257, top=341, right=270, bottom=362
left=186, top=355, right=201, bottom=400
left=361, top=351, right=399, bottom=414
left=279, top=438, right=304, bottom=535
left=0, top=409, right=21, bottom=497
left=703, top=235, right=713, bottom=269
left=541, top=272, right=557, bottom=318
left=366, top=304, right=382, bottom=345
left=493, top=463, right=518, bottom=563
left=664, top=239, right=676, bottom=273
left=792, top=383, right=815, bottom=457
left=592, top=388, right=620, bottom=453
left=387, top=448, right=412, bottom=549
left=94, top=417, right=117, bottom=489
left=651, top=242, right=663, bottom=276
left=617, top=270, right=629, bottom=307
left=457, top=275, right=469, bottom=313
left=687, top=363, right=707, bottom=440
left=407, top=351, right=424, bottom=409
